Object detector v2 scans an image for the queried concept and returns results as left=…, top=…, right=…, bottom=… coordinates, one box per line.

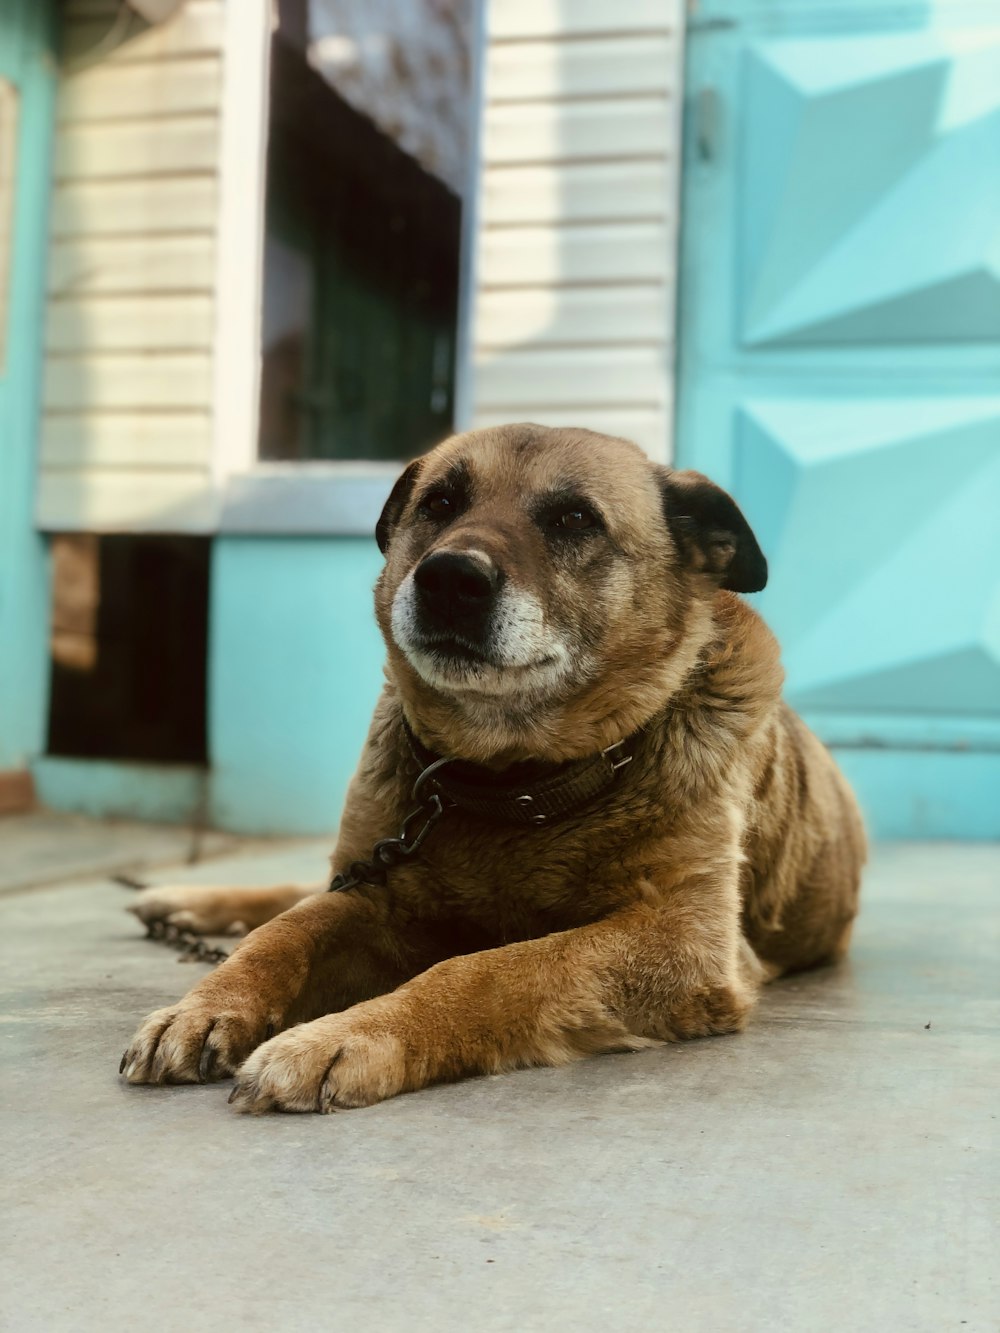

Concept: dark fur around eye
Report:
left=416, top=462, right=471, bottom=524
left=535, top=494, right=605, bottom=538
left=419, top=491, right=458, bottom=518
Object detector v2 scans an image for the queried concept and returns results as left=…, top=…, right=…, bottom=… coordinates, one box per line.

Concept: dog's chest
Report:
left=401, top=799, right=658, bottom=937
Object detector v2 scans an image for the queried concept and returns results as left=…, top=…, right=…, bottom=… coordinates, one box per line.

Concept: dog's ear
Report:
left=660, top=469, right=767, bottom=593
left=376, top=459, right=423, bottom=554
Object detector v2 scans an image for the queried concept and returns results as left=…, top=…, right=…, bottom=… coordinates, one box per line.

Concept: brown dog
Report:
left=120, top=424, right=865, bottom=1112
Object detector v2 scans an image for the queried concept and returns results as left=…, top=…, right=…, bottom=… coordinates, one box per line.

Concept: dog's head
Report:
left=374, top=424, right=766, bottom=758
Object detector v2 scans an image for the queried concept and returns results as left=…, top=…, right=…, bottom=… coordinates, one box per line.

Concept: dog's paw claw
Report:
left=119, top=1005, right=275, bottom=1086
left=228, top=1015, right=409, bottom=1114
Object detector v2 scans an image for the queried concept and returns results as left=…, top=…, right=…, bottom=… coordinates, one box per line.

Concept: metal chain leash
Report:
left=328, top=756, right=454, bottom=893
left=144, top=918, right=231, bottom=964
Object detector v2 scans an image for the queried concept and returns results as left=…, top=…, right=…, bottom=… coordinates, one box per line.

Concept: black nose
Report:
left=414, top=551, right=500, bottom=627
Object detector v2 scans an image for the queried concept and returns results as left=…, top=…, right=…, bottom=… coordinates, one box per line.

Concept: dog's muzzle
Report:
left=413, top=550, right=501, bottom=649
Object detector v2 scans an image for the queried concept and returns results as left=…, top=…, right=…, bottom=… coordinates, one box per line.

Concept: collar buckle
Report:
left=602, top=740, right=634, bottom=772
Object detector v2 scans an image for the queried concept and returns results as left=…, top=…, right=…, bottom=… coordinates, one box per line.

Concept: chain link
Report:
left=328, top=757, right=454, bottom=893
left=144, top=918, right=231, bottom=965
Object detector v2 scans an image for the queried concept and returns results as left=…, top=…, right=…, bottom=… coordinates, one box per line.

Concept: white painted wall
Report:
left=37, top=0, right=229, bottom=532
left=35, top=0, right=686, bottom=533
left=466, top=0, right=685, bottom=461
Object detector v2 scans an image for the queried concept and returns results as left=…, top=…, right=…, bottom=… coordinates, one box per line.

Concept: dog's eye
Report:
left=421, top=492, right=454, bottom=518
left=554, top=508, right=596, bottom=531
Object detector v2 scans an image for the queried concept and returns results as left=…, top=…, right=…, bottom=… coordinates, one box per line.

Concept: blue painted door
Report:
left=676, top=0, right=1000, bottom=839
left=0, top=0, right=56, bottom=772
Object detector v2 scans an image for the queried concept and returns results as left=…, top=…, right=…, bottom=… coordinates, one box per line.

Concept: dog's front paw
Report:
left=228, top=1009, right=409, bottom=1114
left=120, top=1000, right=278, bottom=1086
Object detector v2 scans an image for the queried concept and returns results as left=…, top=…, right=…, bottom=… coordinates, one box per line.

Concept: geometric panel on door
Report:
left=740, top=28, right=1000, bottom=346
left=735, top=398, right=1000, bottom=718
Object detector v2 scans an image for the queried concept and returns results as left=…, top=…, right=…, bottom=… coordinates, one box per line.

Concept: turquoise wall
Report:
left=677, top=0, right=1000, bottom=839
left=0, top=0, right=56, bottom=773
left=209, top=537, right=386, bottom=834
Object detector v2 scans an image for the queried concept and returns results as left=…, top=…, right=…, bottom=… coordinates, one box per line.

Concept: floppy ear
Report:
left=660, top=468, right=767, bottom=593
left=375, top=459, right=423, bottom=555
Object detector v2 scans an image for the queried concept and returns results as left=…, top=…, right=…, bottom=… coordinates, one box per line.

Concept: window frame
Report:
left=213, top=0, right=483, bottom=536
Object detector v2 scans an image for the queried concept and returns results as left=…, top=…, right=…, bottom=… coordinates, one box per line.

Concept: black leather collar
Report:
left=403, top=721, right=638, bottom=827
left=327, top=720, right=645, bottom=893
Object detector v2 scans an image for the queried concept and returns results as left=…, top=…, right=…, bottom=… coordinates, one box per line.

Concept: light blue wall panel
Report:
left=209, top=537, right=386, bottom=835
left=835, top=750, right=1000, bottom=842
left=34, top=758, right=205, bottom=825
left=677, top=0, right=1000, bottom=839
left=0, top=0, right=56, bottom=772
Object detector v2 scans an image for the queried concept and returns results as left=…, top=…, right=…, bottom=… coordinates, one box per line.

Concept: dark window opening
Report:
left=46, top=535, right=210, bottom=765
left=258, top=0, right=468, bottom=463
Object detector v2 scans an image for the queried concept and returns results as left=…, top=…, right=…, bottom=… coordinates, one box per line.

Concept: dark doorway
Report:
left=46, top=535, right=210, bottom=765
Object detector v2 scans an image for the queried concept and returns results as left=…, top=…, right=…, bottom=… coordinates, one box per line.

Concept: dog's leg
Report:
left=120, top=889, right=446, bottom=1085
left=127, top=883, right=321, bottom=936
left=228, top=882, right=756, bottom=1113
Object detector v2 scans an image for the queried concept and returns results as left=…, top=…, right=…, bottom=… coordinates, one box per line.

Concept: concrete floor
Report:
left=1, top=832, right=998, bottom=1332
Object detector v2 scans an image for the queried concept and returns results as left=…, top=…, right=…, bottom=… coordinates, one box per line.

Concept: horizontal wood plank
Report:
left=36, top=468, right=218, bottom=534
left=41, top=411, right=213, bottom=469
left=475, top=285, right=669, bottom=348
left=49, top=236, right=215, bottom=295
left=43, top=353, right=212, bottom=412
left=484, top=97, right=669, bottom=165
left=479, top=222, right=668, bottom=287
left=62, top=1, right=224, bottom=65
left=51, top=176, right=218, bottom=237
left=481, top=160, right=668, bottom=226
left=473, top=347, right=667, bottom=410
left=54, top=115, right=218, bottom=180
left=46, top=295, right=214, bottom=353
left=487, top=35, right=675, bottom=102
left=58, top=56, right=221, bottom=122
left=487, top=1, right=674, bottom=41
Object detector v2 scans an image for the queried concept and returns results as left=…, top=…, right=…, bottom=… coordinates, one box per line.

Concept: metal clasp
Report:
left=602, top=740, right=633, bottom=772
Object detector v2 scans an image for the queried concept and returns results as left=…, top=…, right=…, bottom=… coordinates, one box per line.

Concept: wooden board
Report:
left=481, top=161, right=669, bottom=226
left=483, top=97, right=670, bottom=165
left=475, top=285, right=669, bottom=348
left=473, top=347, right=668, bottom=410
left=58, top=56, right=221, bottom=122
left=43, top=353, right=212, bottom=412
left=487, top=35, right=675, bottom=102
left=48, top=235, right=215, bottom=295
left=46, top=295, right=214, bottom=353
left=40, top=411, right=213, bottom=470
left=54, top=115, right=219, bottom=180
left=488, top=1, right=673, bottom=41
left=51, top=177, right=218, bottom=238
left=479, top=223, right=668, bottom=287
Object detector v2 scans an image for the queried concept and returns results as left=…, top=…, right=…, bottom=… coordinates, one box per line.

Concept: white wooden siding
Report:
left=37, top=0, right=226, bottom=532
left=468, top=1, right=685, bottom=461
left=41, top=413, right=212, bottom=469
left=51, top=178, right=219, bottom=239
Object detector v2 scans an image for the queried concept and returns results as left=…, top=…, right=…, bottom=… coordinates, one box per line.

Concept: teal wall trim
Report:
left=0, top=0, right=56, bottom=771
left=34, top=758, right=207, bottom=825
left=677, top=0, right=1000, bottom=840
left=209, top=537, right=386, bottom=835
left=833, top=749, right=1000, bottom=843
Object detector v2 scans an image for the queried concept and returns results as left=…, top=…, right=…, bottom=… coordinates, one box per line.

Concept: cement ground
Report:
left=1, top=827, right=997, bottom=1332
